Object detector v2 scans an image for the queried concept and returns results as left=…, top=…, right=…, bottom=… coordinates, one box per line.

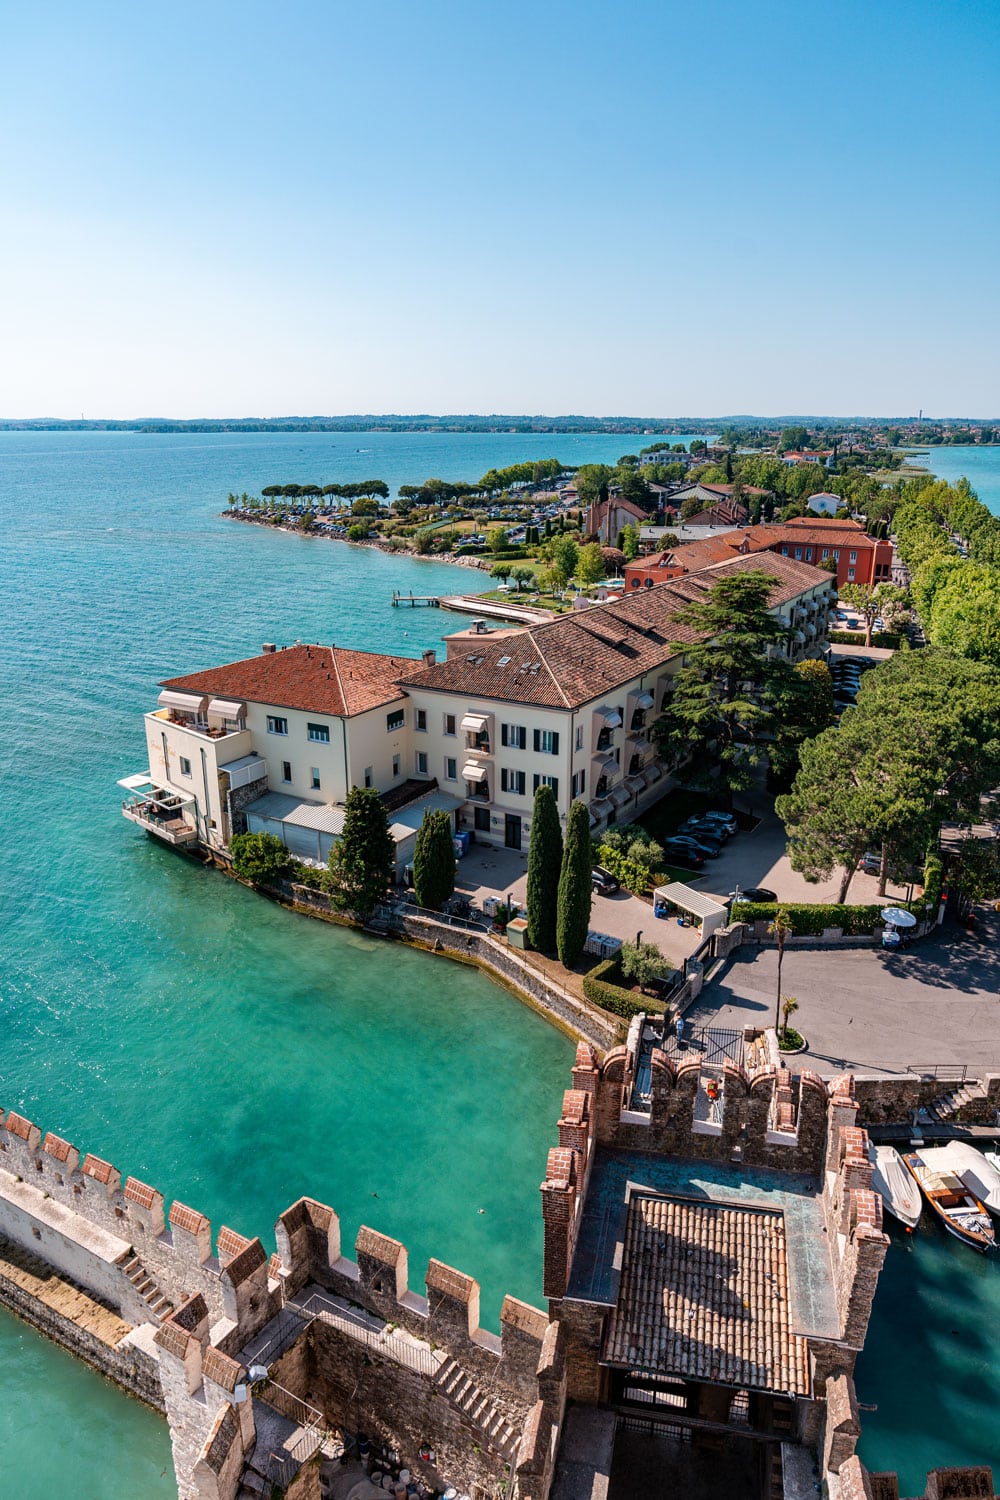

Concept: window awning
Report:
left=643, top=765, right=663, bottom=786
left=626, top=775, right=646, bottom=795
left=461, top=713, right=489, bottom=733
left=594, top=705, right=622, bottom=728
left=793, top=629, right=806, bottom=643
left=593, top=754, right=619, bottom=776
left=631, top=691, right=654, bottom=711
left=118, top=773, right=154, bottom=791
left=158, top=689, right=207, bottom=713
left=627, top=736, right=651, bottom=757
left=609, top=785, right=631, bottom=808
left=207, top=697, right=246, bottom=719
left=463, top=764, right=488, bottom=783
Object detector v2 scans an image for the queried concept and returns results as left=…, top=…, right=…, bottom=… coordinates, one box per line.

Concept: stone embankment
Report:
left=222, top=510, right=492, bottom=572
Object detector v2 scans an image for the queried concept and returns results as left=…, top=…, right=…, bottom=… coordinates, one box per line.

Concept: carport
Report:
left=654, top=882, right=728, bottom=937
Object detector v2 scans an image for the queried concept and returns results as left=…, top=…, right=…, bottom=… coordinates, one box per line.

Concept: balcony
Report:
left=119, top=776, right=198, bottom=846
left=152, top=690, right=247, bottom=741
left=149, top=708, right=246, bottom=743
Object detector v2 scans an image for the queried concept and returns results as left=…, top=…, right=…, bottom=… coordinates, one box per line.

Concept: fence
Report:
left=299, top=1291, right=441, bottom=1378
left=906, top=1064, right=969, bottom=1084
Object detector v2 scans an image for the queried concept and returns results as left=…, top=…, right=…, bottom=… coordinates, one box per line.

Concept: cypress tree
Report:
left=413, top=809, right=456, bottom=909
left=526, top=785, right=563, bottom=951
left=326, top=786, right=395, bottom=918
left=556, top=800, right=593, bottom=969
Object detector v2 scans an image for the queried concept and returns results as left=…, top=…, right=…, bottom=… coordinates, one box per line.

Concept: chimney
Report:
left=422, top=649, right=436, bottom=667
left=261, top=643, right=276, bottom=654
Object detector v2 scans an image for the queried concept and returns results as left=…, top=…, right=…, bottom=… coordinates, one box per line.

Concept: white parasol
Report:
left=881, top=907, right=917, bottom=929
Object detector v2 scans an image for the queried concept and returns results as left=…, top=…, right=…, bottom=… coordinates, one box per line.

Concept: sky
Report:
left=1, top=0, right=998, bottom=419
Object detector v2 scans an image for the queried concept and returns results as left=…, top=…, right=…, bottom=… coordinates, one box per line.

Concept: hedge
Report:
left=828, top=630, right=903, bottom=649
left=730, top=901, right=887, bottom=935
left=583, top=957, right=666, bottom=1019
left=922, top=851, right=944, bottom=911
left=594, top=843, right=656, bottom=896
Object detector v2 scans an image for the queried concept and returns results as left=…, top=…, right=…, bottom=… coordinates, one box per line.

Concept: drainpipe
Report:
left=200, top=748, right=211, bottom=843
left=340, top=715, right=349, bottom=803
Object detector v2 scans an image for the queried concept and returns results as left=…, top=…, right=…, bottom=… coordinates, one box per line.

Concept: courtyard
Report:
left=683, top=910, right=1000, bottom=1075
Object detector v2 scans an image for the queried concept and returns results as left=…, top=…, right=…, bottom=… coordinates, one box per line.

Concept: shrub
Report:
left=413, top=809, right=456, bottom=909
left=730, top=900, right=885, bottom=934
left=922, top=851, right=944, bottom=911
left=230, top=832, right=293, bottom=887
left=828, top=630, right=903, bottom=648
left=595, top=842, right=655, bottom=895
left=290, top=861, right=326, bottom=889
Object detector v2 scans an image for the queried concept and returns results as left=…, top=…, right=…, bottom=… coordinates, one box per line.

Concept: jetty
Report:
left=391, top=590, right=441, bottom=608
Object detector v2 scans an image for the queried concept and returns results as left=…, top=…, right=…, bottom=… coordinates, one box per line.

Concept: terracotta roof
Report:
left=4, top=1112, right=36, bottom=1142
left=81, top=1153, right=116, bottom=1185
left=402, top=552, right=825, bottom=709
left=223, top=1239, right=267, bottom=1288
left=426, top=1259, right=478, bottom=1302
left=356, top=1226, right=407, bottom=1266
left=203, top=1346, right=244, bottom=1392
left=216, top=1225, right=252, bottom=1263
left=124, top=1177, right=160, bottom=1209
left=169, top=1201, right=210, bottom=1235
left=201, top=1403, right=240, bottom=1473
left=161, top=643, right=425, bottom=718
left=41, top=1132, right=74, bottom=1163
left=172, top=1293, right=209, bottom=1332
left=604, top=1194, right=810, bottom=1396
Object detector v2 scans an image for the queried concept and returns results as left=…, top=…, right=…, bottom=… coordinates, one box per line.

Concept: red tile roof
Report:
left=161, top=644, right=425, bottom=718
left=4, top=1112, right=36, bottom=1142
left=81, top=1153, right=116, bottom=1184
left=402, top=552, right=827, bottom=709
left=42, top=1132, right=74, bottom=1162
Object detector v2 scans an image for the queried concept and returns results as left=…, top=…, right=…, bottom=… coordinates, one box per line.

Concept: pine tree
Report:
left=413, top=809, right=456, bottom=909
left=326, top=786, right=395, bottom=918
left=526, top=785, right=562, bottom=951
left=556, top=800, right=592, bottom=968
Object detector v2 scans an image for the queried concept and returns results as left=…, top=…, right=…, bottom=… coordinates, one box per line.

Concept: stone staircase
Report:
left=433, top=1357, right=519, bottom=1460
left=919, top=1079, right=989, bottom=1124
left=118, top=1250, right=174, bottom=1323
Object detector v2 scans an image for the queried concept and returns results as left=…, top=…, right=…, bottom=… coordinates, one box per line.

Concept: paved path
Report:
left=685, top=914, right=1000, bottom=1075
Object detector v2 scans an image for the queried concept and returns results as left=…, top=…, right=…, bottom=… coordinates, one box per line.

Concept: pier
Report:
left=391, top=590, right=441, bottom=608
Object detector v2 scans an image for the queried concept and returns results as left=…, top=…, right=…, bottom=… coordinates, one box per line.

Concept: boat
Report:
left=919, top=1142, right=1000, bottom=1216
left=868, top=1144, right=922, bottom=1228
left=903, top=1152, right=996, bottom=1252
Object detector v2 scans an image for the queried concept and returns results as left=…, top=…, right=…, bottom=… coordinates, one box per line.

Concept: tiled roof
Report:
left=402, top=552, right=825, bottom=708
left=356, top=1226, right=407, bottom=1265
left=216, top=1225, right=252, bottom=1263
left=4, top=1112, right=35, bottom=1142
left=203, top=1346, right=244, bottom=1392
left=169, top=1201, right=209, bottom=1235
left=223, top=1239, right=267, bottom=1288
left=604, top=1194, right=810, bottom=1396
left=81, top=1153, right=116, bottom=1184
left=161, top=644, right=424, bottom=718
left=42, top=1132, right=74, bottom=1162
left=124, top=1177, right=160, bottom=1209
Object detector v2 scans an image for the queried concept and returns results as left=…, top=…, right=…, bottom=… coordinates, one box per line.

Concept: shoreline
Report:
left=221, top=508, right=493, bottom=575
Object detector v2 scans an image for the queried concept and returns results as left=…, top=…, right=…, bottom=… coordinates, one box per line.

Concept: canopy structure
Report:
left=881, top=907, right=917, bottom=929
left=157, top=689, right=207, bottom=714
left=631, top=690, right=655, bottom=711
left=460, top=713, right=489, bottom=734
left=654, top=881, right=728, bottom=936
left=593, top=754, right=619, bottom=777
left=207, top=697, right=246, bottom=720
left=627, top=736, right=651, bottom=757
left=594, top=705, right=623, bottom=728
left=463, top=764, right=488, bottom=783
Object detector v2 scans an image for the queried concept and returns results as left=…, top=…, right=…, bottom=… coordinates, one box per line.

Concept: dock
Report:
left=391, top=591, right=441, bottom=608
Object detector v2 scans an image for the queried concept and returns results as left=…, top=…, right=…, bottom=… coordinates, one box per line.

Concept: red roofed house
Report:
left=625, top=517, right=890, bottom=594
left=585, top=493, right=648, bottom=545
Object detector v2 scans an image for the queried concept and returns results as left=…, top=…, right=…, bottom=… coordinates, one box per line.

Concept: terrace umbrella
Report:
left=881, top=908, right=917, bottom=929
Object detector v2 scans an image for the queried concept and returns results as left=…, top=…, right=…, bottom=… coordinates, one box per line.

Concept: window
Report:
left=794, top=547, right=802, bottom=560
left=392, top=754, right=401, bottom=777
left=533, top=728, right=560, bottom=755
left=533, top=773, right=559, bottom=798
left=416, top=709, right=427, bottom=732
left=571, top=769, right=587, bottom=798
left=781, top=546, right=789, bottom=556
left=416, top=752, right=428, bottom=775
left=848, top=568, right=856, bottom=580
left=266, top=715, right=288, bottom=736
left=386, top=708, right=405, bottom=732
left=282, top=761, right=292, bottom=783
left=849, top=551, right=857, bottom=563
left=364, top=766, right=373, bottom=788
left=805, top=548, right=813, bottom=561
left=307, top=722, right=330, bottom=743
left=445, top=757, right=458, bottom=781
left=474, top=807, right=490, bottom=832
left=833, top=550, right=840, bottom=561
left=821, top=549, right=829, bottom=560
left=179, top=756, right=192, bottom=777
left=575, top=725, right=584, bottom=751
left=310, top=767, right=321, bottom=790
left=501, top=723, right=527, bottom=749
left=501, top=768, right=526, bottom=795
left=444, top=713, right=456, bottom=736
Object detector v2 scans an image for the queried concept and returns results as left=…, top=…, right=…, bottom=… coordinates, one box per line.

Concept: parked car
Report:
left=661, top=840, right=706, bottom=869
left=668, top=833, right=723, bottom=859
left=591, top=866, right=620, bottom=895
left=727, top=887, right=777, bottom=904
left=861, top=850, right=882, bottom=875
left=701, top=810, right=739, bottom=835
left=678, top=816, right=729, bottom=842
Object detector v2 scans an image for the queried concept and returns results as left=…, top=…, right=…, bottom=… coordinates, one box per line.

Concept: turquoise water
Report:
left=2, top=430, right=664, bottom=1496
left=907, top=443, right=1000, bottom=512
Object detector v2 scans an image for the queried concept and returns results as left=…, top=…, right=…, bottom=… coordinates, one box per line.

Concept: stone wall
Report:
left=853, top=1072, right=1000, bottom=1126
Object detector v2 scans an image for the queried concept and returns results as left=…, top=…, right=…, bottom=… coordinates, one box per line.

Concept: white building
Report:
left=121, top=552, right=834, bottom=864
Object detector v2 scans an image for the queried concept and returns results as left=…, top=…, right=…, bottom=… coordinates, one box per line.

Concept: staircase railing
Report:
left=906, top=1064, right=968, bottom=1083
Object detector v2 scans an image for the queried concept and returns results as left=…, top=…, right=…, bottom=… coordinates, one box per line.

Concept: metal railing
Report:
left=906, top=1064, right=969, bottom=1084
left=245, top=1306, right=310, bottom=1369
left=257, top=1378, right=324, bottom=1431
left=299, top=1291, right=441, bottom=1377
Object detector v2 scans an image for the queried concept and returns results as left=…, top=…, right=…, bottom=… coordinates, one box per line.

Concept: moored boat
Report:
left=869, top=1143, right=922, bottom=1228
left=919, top=1142, right=1000, bottom=1217
left=903, top=1152, right=996, bottom=1252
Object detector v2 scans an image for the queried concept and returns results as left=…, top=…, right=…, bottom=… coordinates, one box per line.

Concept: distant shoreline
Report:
left=222, top=509, right=491, bottom=573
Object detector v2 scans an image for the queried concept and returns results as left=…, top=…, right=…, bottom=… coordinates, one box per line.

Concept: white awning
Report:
left=631, top=691, right=654, bottom=711
left=593, top=754, right=619, bottom=777
left=158, top=689, right=207, bottom=713
left=118, top=773, right=154, bottom=791
left=627, top=736, right=651, bottom=756
left=654, top=882, right=727, bottom=921
left=463, top=764, right=488, bottom=783
left=594, top=705, right=622, bottom=728
left=461, top=713, right=489, bottom=733
left=207, top=698, right=246, bottom=719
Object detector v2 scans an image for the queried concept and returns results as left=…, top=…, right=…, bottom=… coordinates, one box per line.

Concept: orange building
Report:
left=625, top=517, right=891, bottom=593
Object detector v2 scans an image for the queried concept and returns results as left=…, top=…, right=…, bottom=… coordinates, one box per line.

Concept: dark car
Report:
left=668, top=833, right=723, bottom=859
left=728, top=887, right=777, bottom=904
left=662, top=839, right=705, bottom=869
left=591, top=866, right=620, bottom=895
left=679, top=816, right=732, bottom=841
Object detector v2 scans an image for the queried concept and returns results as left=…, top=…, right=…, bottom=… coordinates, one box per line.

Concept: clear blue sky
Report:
left=2, top=0, right=997, bottom=418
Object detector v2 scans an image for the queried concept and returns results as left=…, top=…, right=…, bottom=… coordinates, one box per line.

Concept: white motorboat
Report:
left=869, top=1143, right=922, bottom=1228
left=919, top=1142, right=1000, bottom=1217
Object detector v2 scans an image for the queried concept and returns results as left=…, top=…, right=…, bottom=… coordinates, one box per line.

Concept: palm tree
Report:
left=768, top=907, right=794, bottom=1034
left=780, top=995, right=799, bottom=1043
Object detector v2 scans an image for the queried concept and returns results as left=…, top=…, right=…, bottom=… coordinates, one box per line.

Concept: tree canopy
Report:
left=413, top=809, right=456, bottom=909
left=556, top=801, right=592, bottom=968
left=327, top=787, right=395, bottom=918
left=526, top=785, right=563, bottom=951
